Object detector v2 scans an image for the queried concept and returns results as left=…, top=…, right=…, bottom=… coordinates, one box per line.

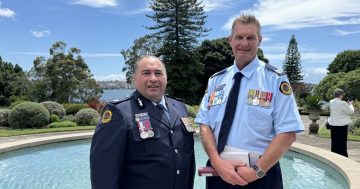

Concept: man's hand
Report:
left=212, top=159, right=248, bottom=186
left=235, top=166, right=258, bottom=183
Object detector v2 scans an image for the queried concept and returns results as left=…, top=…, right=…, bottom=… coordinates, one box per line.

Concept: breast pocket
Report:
left=247, top=105, right=273, bottom=131
left=129, top=125, right=162, bottom=155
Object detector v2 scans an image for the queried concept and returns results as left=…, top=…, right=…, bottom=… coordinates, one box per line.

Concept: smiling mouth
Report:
left=148, top=85, right=159, bottom=89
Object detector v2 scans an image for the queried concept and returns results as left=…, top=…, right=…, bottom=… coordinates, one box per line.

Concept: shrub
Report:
left=186, top=104, right=197, bottom=118
left=8, top=102, right=50, bottom=129
left=75, top=108, right=100, bottom=126
left=49, top=120, right=77, bottom=128
left=0, top=109, right=11, bottom=127
left=50, top=114, right=60, bottom=123
left=40, top=101, right=66, bottom=118
left=9, top=101, right=31, bottom=109
left=352, top=117, right=360, bottom=129
left=66, top=104, right=89, bottom=115
left=63, top=115, right=76, bottom=122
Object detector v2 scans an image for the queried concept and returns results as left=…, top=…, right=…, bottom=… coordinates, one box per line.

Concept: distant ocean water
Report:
left=100, top=89, right=134, bottom=102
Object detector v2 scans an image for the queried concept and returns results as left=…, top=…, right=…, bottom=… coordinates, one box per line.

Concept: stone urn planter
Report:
left=308, top=111, right=320, bottom=134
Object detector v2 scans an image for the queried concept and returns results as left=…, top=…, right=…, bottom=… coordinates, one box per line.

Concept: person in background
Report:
left=328, top=88, right=354, bottom=157
left=195, top=14, right=304, bottom=189
left=90, top=55, right=195, bottom=189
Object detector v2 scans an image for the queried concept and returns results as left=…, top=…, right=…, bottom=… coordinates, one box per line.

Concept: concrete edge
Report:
left=1, top=133, right=359, bottom=189
left=0, top=132, right=94, bottom=154
left=291, top=142, right=360, bottom=189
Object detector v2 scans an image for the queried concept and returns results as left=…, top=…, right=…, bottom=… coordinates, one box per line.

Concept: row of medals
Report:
left=246, top=91, right=272, bottom=108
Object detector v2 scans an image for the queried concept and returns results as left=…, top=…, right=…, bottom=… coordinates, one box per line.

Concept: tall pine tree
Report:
left=146, top=0, right=209, bottom=104
left=283, top=35, right=303, bottom=84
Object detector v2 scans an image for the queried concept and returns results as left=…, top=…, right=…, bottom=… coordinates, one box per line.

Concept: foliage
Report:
left=353, top=117, right=360, bottom=130
left=50, top=114, right=60, bottom=123
left=9, top=101, right=31, bottom=109
left=146, top=0, right=209, bottom=104
left=328, top=50, right=360, bottom=73
left=121, top=35, right=161, bottom=84
left=283, top=35, right=303, bottom=84
left=49, top=120, right=77, bottom=128
left=75, top=108, right=100, bottom=126
left=87, top=98, right=106, bottom=113
left=314, top=69, right=360, bottom=101
left=63, top=115, right=76, bottom=122
left=257, top=48, right=269, bottom=63
left=65, top=103, right=89, bottom=115
left=303, top=95, right=323, bottom=111
left=186, top=104, right=197, bottom=118
left=40, top=101, right=66, bottom=118
left=8, top=102, right=50, bottom=129
left=27, top=41, right=103, bottom=103
left=0, top=109, right=11, bottom=127
left=0, top=56, right=29, bottom=106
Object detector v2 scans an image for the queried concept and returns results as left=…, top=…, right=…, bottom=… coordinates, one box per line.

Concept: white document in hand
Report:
left=220, top=146, right=250, bottom=167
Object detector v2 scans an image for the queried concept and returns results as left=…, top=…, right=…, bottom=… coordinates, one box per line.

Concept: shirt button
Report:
left=174, top=149, right=178, bottom=153
left=170, top=130, right=173, bottom=134
left=177, top=170, right=180, bottom=175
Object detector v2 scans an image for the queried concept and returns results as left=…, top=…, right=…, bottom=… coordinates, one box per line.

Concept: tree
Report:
left=146, top=0, right=210, bottom=104
left=283, top=35, right=303, bottom=84
left=121, top=35, right=161, bottom=84
left=29, top=41, right=103, bottom=103
left=257, top=48, right=269, bottom=63
left=0, top=56, right=28, bottom=106
left=328, top=50, right=360, bottom=73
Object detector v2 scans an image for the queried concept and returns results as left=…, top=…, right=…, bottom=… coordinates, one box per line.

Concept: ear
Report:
left=228, top=35, right=232, bottom=43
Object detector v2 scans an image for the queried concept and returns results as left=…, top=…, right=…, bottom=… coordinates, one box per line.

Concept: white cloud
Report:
left=71, top=0, right=117, bottom=8
left=301, top=52, right=336, bottom=63
left=335, top=29, right=360, bottom=36
left=201, top=0, right=238, bottom=12
left=303, top=67, right=328, bottom=84
left=223, top=0, right=360, bottom=30
left=30, top=30, right=51, bottom=38
left=94, top=74, right=125, bottom=81
left=0, top=1, right=15, bottom=18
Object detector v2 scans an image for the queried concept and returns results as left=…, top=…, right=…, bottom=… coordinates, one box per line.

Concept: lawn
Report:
left=318, top=125, right=360, bottom=141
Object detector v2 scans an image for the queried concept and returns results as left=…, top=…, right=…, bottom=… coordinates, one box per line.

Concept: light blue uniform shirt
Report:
left=195, top=57, right=304, bottom=154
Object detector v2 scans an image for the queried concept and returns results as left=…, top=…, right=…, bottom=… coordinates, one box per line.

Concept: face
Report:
left=134, top=57, right=167, bottom=102
left=229, top=23, right=262, bottom=68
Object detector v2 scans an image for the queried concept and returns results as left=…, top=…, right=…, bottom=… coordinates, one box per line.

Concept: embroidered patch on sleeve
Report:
left=279, top=81, right=292, bottom=95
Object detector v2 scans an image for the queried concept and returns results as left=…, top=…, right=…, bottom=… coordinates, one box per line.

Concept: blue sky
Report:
left=1, top=0, right=359, bottom=84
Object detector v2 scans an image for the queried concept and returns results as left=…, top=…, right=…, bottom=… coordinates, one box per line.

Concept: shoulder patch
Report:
left=165, top=94, right=183, bottom=102
left=279, top=81, right=292, bottom=95
left=109, top=96, right=131, bottom=105
left=210, top=68, right=227, bottom=79
left=265, top=63, right=285, bottom=76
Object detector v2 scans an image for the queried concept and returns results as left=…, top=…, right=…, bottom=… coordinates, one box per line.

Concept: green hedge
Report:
left=65, top=104, right=89, bottom=115
left=41, top=101, right=66, bottom=118
left=49, top=120, right=77, bottom=128
left=75, top=108, right=99, bottom=126
left=9, top=102, right=50, bottom=129
left=0, top=109, right=11, bottom=127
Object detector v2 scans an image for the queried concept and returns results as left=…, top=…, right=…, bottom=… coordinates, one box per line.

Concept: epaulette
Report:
left=210, top=68, right=227, bottom=79
left=265, top=63, right=285, bottom=76
left=165, top=94, right=183, bottom=102
left=108, top=96, right=131, bottom=105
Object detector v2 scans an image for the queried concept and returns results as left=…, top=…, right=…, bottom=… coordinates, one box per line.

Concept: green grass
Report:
left=318, top=125, right=360, bottom=141
left=0, top=126, right=95, bottom=137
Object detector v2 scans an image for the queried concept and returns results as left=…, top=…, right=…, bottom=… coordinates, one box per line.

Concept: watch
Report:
left=251, top=164, right=265, bottom=178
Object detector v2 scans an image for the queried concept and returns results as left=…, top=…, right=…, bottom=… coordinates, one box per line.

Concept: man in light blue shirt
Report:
left=195, top=14, right=304, bottom=189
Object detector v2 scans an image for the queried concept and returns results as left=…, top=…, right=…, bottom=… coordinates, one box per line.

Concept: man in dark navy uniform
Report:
left=90, top=55, right=195, bottom=189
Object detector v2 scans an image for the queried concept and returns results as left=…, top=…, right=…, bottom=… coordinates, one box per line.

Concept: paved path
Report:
left=1, top=116, right=359, bottom=163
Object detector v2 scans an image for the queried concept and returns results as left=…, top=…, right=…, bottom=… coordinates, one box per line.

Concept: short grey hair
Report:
left=231, top=14, right=261, bottom=37
left=333, top=88, right=344, bottom=98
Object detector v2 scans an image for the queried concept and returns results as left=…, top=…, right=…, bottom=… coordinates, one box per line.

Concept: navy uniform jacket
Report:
left=90, top=90, right=195, bottom=189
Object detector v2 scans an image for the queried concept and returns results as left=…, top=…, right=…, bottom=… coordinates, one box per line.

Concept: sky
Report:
left=1, top=0, right=359, bottom=84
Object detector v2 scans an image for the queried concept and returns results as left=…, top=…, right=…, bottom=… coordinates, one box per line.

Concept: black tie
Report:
left=217, top=72, right=243, bottom=153
left=156, top=104, right=170, bottom=124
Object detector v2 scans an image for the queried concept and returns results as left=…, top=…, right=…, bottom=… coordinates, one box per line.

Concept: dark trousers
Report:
left=330, top=125, right=348, bottom=157
left=206, top=160, right=283, bottom=189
